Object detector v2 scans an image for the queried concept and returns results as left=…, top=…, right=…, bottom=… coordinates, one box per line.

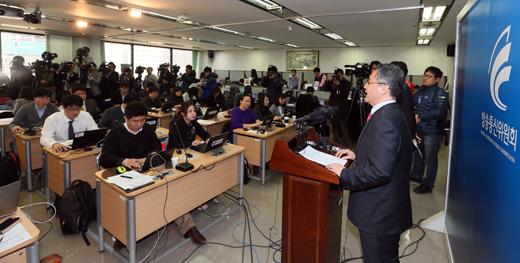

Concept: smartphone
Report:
left=0, top=217, right=20, bottom=233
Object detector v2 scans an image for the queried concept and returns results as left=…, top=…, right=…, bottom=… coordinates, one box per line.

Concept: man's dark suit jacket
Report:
left=339, top=102, right=413, bottom=235
left=396, top=83, right=416, bottom=137
left=110, top=91, right=124, bottom=106
left=97, top=105, right=123, bottom=130
left=85, top=99, right=101, bottom=120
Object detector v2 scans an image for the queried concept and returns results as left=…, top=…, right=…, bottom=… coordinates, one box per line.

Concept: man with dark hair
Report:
left=100, top=102, right=207, bottom=250
left=224, top=77, right=231, bottom=85
left=288, top=69, right=299, bottom=90
left=45, top=80, right=58, bottom=102
left=9, top=88, right=59, bottom=133
left=306, top=86, right=320, bottom=110
left=71, top=86, right=100, bottom=119
left=261, top=65, right=283, bottom=106
left=40, top=94, right=98, bottom=152
left=313, top=67, right=326, bottom=90
left=140, top=86, right=162, bottom=111
left=101, top=62, right=119, bottom=97
left=40, top=64, right=55, bottom=88
left=179, top=65, right=196, bottom=93
left=327, top=63, right=413, bottom=263
left=370, top=60, right=381, bottom=73
left=111, top=80, right=130, bottom=105
left=73, top=46, right=94, bottom=65
left=390, top=61, right=416, bottom=138
left=98, top=92, right=141, bottom=129
left=202, top=67, right=219, bottom=100
left=140, top=81, right=154, bottom=98
left=158, top=64, right=174, bottom=94
left=411, top=66, right=448, bottom=194
left=327, top=68, right=352, bottom=146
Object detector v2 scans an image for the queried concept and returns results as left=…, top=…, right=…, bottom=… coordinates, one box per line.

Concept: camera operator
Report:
left=261, top=65, right=284, bottom=106
left=56, top=62, right=78, bottom=94
left=158, top=64, right=174, bottom=95
left=101, top=62, right=119, bottom=95
left=120, top=68, right=136, bottom=91
left=327, top=69, right=352, bottom=146
left=143, top=67, right=157, bottom=88
left=10, top=56, right=33, bottom=99
left=178, top=65, right=196, bottom=93
left=86, top=62, right=102, bottom=104
left=39, top=64, right=55, bottom=87
left=50, top=63, right=60, bottom=75
left=202, top=67, right=218, bottom=102
left=73, top=47, right=94, bottom=66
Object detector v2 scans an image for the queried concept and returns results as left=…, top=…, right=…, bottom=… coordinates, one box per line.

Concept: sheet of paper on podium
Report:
left=299, top=146, right=347, bottom=167
left=0, top=222, right=32, bottom=253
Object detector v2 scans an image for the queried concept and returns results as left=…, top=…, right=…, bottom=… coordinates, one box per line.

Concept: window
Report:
left=104, top=42, right=131, bottom=74
left=1, top=32, right=46, bottom=78
left=172, top=49, right=193, bottom=75
left=133, top=45, right=170, bottom=78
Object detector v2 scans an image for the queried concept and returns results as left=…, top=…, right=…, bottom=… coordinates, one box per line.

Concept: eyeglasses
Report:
left=365, top=82, right=386, bottom=86
left=423, top=74, right=435, bottom=78
left=66, top=107, right=81, bottom=113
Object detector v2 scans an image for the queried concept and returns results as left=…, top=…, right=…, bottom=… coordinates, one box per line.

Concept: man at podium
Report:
left=327, top=64, right=413, bottom=263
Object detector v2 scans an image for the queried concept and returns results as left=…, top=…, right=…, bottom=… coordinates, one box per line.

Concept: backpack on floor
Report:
left=244, top=157, right=252, bottom=185
left=57, top=180, right=96, bottom=246
left=0, top=153, right=21, bottom=187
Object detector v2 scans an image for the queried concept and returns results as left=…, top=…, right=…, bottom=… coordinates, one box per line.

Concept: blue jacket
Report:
left=413, top=83, right=448, bottom=135
left=203, top=73, right=218, bottom=99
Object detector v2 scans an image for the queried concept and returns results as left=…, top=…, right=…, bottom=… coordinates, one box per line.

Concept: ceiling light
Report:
left=343, top=41, right=356, bottom=47
left=130, top=10, right=141, bottom=18
left=258, top=37, right=276, bottom=42
left=131, top=8, right=177, bottom=21
left=77, top=21, right=88, bottom=27
left=418, top=39, right=430, bottom=45
left=284, top=43, right=300, bottom=48
left=292, top=18, right=322, bottom=29
left=245, top=0, right=281, bottom=10
left=323, top=33, right=343, bottom=40
left=239, top=46, right=254, bottom=49
left=212, top=26, right=242, bottom=35
left=422, top=6, right=446, bottom=22
left=419, top=28, right=435, bottom=36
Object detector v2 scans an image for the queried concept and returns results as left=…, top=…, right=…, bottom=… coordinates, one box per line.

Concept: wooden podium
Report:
left=270, top=128, right=348, bottom=263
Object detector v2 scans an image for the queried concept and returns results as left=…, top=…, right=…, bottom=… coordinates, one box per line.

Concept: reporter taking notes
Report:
left=230, top=94, right=261, bottom=139
left=10, top=88, right=59, bottom=133
left=326, top=64, right=413, bottom=263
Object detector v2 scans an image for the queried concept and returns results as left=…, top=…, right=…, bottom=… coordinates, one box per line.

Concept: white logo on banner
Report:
left=488, top=25, right=512, bottom=111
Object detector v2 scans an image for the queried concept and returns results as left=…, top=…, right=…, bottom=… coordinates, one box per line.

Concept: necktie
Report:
left=367, top=112, right=372, bottom=122
left=81, top=106, right=85, bottom=111
left=68, top=120, right=74, bottom=140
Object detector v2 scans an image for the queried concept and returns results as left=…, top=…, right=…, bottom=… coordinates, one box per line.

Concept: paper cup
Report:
left=171, top=157, right=179, bottom=166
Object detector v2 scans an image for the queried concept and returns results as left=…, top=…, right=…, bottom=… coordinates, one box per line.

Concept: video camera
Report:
left=98, top=62, right=108, bottom=75
left=58, top=62, right=74, bottom=75
left=42, top=51, right=58, bottom=64
left=76, top=48, right=86, bottom=58
left=29, top=60, right=46, bottom=74
left=267, top=65, right=276, bottom=77
left=135, top=66, right=145, bottom=75
left=170, top=64, right=180, bottom=75
left=158, top=63, right=169, bottom=75
left=345, top=63, right=371, bottom=80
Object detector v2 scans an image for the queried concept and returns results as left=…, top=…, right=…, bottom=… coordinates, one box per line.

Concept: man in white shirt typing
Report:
left=40, top=94, right=98, bottom=153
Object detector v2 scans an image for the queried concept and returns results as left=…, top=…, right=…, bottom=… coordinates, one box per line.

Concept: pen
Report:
left=121, top=175, right=133, bottom=179
left=0, top=237, right=3, bottom=243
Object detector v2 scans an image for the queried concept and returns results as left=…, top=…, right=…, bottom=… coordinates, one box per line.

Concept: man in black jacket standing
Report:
left=100, top=102, right=207, bottom=250
left=261, top=65, right=283, bottom=106
left=327, top=69, right=352, bottom=146
left=411, top=66, right=448, bottom=194
left=327, top=64, right=413, bottom=263
left=391, top=61, right=416, bottom=137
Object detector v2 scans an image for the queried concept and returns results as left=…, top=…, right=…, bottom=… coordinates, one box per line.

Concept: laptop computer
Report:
left=146, top=117, right=158, bottom=131
left=191, top=132, right=229, bottom=153
left=197, top=107, right=218, bottom=120
left=162, top=102, right=177, bottom=113
left=64, top=128, right=108, bottom=150
left=0, top=181, right=21, bottom=217
left=262, top=114, right=275, bottom=128
left=137, top=148, right=175, bottom=173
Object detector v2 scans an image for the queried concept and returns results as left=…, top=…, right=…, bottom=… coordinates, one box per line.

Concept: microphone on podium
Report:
left=295, top=106, right=338, bottom=124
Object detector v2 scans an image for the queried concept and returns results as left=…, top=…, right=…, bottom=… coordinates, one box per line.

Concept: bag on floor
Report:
left=0, top=153, right=20, bottom=187
left=57, top=180, right=96, bottom=246
left=244, top=157, right=252, bottom=185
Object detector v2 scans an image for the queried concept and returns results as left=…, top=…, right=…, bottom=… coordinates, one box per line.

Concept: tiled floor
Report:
left=15, top=143, right=450, bottom=263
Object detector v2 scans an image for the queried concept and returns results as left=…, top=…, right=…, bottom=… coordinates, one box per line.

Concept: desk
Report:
left=148, top=111, right=174, bottom=129
left=233, top=124, right=294, bottom=184
left=13, top=133, right=42, bottom=191
left=0, top=211, right=40, bottom=263
left=44, top=127, right=170, bottom=203
left=95, top=144, right=244, bottom=263
left=199, top=116, right=231, bottom=136
left=0, top=118, right=13, bottom=157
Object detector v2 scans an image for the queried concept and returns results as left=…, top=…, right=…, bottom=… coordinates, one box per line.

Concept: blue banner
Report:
left=447, top=0, right=520, bottom=262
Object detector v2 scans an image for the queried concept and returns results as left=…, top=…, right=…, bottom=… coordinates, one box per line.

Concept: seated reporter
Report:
left=10, top=88, right=60, bottom=133
left=110, top=80, right=130, bottom=106
left=13, top=86, right=35, bottom=116
left=269, top=93, right=287, bottom=117
left=168, top=101, right=211, bottom=149
left=40, top=95, right=98, bottom=153
left=99, top=102, right=206, bottom=249
left=230, top=95, right=261, bottom=139
left=71, top=85, right=100, bottom=120
left=98, top=91, right=141, bottom=130
left=206, top=86, right=226, bottom=111
left=140, top=86, right=162, bottom=111
left=253, top=92, right=282, bottom=121
left=167, top=86, right=184, bottom=106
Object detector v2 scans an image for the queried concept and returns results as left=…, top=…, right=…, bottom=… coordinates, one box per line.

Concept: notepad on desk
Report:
left=106, top=171, right=155, bottom=192
left=298, top=146, right=347, bottom=167
left=0, top=223, right=32, bottom=253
